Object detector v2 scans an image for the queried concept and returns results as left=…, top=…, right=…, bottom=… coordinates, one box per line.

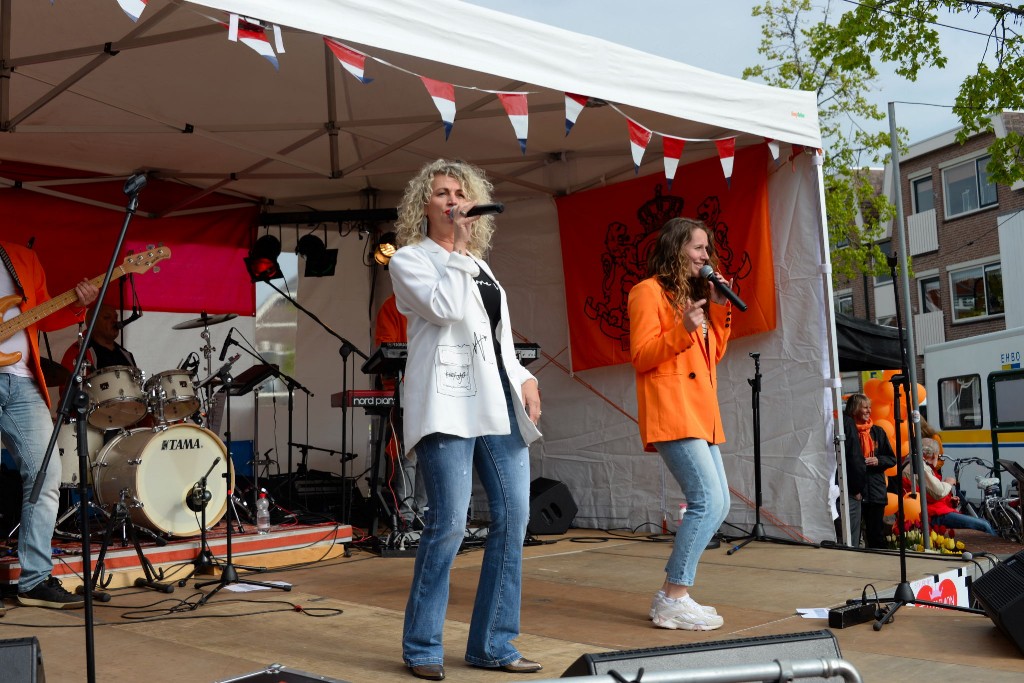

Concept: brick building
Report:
left=834, top=112, right=1024, bottom=390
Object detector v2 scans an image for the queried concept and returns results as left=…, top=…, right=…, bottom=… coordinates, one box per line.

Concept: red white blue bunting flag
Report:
left=324, top=38, right=373, bottom=83
left=662, top=135, right=685, bottom=190
left=715, top=137, right=736, bottom=187
left=498, top=93, right=529, bottom=154
left=564, top=93, right=588, bottom=136
left=116, top=0, right=147, bottom=22
left=765, top=138, right=781, bottom=163
left=421, top=77, right=456, bottom=140
left=227, top=14, right=280, bottom=70
left=627, top=119, right=652, bottom=173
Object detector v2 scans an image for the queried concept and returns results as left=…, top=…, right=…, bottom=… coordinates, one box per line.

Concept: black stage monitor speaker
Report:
left=971, top=548, right=1024, bottom=654
left=562, top=630, right=842, bottom=681
left=0, top=637, right=46, bottom=683
left=528, top=477, right=578, bottom=535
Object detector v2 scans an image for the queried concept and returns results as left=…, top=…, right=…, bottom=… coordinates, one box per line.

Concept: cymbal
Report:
left=41, top=358, right=71, bottom=387
left=172, top=313, right=237, bottom=330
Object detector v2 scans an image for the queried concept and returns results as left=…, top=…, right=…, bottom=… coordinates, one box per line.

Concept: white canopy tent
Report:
left=1, top=0, right=845, bottom=541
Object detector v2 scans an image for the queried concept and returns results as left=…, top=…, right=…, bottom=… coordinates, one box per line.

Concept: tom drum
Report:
left=145, top=370, right=200, bottom=422
left=92, top=424, right=231, bottom=537
left=85, top=365, right=146, bottom=429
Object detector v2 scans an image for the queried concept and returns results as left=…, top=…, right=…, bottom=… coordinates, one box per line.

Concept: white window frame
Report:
left=946, top=258, right=1003, bottom=323
left=909, top=171, right=934, bottom=214
left=941, top=154, right=997, bottom=219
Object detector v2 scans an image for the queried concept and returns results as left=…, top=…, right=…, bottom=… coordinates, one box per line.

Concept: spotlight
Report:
left=374, top=231, right=397, bottom=267
left=245, top=234, right=283, bottom=282
left=296, top=233, right=338, bottom=277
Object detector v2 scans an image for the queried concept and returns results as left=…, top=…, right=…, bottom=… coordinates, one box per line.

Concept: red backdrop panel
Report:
left=1, top=186, right=257, bottom=316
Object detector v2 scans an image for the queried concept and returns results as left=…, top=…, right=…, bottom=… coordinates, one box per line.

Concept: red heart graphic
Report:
left=916, top=578, right=958, bottom=607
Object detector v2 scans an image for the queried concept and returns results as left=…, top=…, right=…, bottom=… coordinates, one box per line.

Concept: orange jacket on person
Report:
left=0, top=240, right=87, bottom=407
left=374, top=294, right=408, bottom=346
left=628, top=277, right=732, bottom=452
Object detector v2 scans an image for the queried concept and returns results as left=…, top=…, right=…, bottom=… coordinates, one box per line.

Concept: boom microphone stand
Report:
left=727, top=352, right=819, bottom=554
left=258, top=278, right=367, bottom=523
left=866, top=254, right=984, bottom=629
left=29, top=173, right=148, bottom=683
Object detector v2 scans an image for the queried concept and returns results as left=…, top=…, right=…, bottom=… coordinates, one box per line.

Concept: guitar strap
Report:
left=0, top=244, right=27, bottom=300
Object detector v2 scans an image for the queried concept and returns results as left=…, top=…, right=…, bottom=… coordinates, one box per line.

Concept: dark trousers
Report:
left=862, top=501, right=888, bottom=549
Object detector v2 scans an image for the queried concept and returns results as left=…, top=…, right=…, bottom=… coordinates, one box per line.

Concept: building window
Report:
left=949, top=262, right=1003, bottom=321
left=919, top=275, right=941, bottom=313
left=943, top=155, right=997, bottom=217
left=912, top=175, right=934, bottom=213
left=836, top=293, right=854, bottom=316
left=873, top=240, right=893, bottom=285
left=937, top=374, right=982, bottom=429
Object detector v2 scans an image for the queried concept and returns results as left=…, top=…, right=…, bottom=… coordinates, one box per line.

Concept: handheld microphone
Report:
left=219, top=328, right=235, bottom=361
left=448, top=202, right=505, bottom=220
left=699, top=265, right=748, bottom=312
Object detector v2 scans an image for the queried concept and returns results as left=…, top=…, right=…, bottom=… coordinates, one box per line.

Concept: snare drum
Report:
left=145, top=370, right=200, bottom=422
left=85, top=365, right=146, bottom=429
left=92, top=424, right=231, bottom=537
left=54, top=419, right=104, bottom=488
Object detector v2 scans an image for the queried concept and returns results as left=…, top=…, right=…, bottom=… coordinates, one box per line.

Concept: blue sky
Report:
left=463, top=1, right=989, bottom=154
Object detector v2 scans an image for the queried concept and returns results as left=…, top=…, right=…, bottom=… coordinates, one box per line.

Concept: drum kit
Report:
left=53, top=312, right=242, bottom=540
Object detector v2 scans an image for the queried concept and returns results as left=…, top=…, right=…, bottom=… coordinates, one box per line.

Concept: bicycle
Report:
left=948, top=456, right=1022, bottom=543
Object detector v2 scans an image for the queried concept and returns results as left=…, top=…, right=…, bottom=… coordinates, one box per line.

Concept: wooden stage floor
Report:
left=1, top=528, right=1022, bottom=682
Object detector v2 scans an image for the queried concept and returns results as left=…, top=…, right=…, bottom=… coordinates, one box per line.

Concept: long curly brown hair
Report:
left=646, top=217, right=717, bottom=315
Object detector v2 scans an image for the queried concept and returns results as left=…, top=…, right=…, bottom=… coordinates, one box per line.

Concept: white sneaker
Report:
left=652, top=595, right=724, bottom=631
left=649, top=591, right=718, bottom=619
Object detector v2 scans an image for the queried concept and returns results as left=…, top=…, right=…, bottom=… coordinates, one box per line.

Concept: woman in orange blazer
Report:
left=628, top=217, right=732, bottom=631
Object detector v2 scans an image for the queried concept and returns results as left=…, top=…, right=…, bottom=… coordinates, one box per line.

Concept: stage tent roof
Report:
left=1, top=1, right=848, bottom=542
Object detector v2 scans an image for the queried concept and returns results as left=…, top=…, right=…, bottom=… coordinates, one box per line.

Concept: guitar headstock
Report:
left=123, top=246, right=171, bottom=274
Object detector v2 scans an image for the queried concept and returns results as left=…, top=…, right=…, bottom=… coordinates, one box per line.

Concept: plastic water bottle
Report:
left=256, top=493, right=271, bottom=534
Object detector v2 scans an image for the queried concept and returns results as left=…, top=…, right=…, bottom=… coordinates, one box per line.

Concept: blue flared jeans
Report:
left=0, top=374, right=62, bottom=592
left=402, top=372, right=531, bottom=668
left=655, top=438, right=730, bottom=587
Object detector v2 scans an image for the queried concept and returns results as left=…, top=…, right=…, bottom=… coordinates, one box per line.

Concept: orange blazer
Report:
left=628, top=277, right=731, bottom=451
left=1, top=241, right=86, bottom=407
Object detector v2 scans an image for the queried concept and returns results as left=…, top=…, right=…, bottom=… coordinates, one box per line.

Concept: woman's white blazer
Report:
left=389, top=237, right=542, bottom=454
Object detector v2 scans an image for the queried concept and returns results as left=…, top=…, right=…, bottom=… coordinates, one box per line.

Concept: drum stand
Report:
left=80, top=490, right=175, bottom=597
left=195, top=366, right=290, bottom=605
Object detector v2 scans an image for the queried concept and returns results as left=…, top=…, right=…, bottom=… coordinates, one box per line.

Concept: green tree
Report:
left=745, top=0, right=897, bottom=279
left=819, top=0, right=1024, bottom=186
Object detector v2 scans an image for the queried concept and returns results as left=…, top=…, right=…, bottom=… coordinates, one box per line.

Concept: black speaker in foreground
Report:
left=562, top=630, right=842, bottom=681
left=0, top=637, right=45, bottom=683
left=528, top=477, right=578, bottom=535
left=971, top=548, right=1024, bottom=654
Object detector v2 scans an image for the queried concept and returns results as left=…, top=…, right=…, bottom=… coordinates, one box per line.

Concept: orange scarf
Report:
left=856, top=420, right=876, bottom=459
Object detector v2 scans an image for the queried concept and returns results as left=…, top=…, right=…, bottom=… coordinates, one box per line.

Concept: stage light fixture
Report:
left=296, top=233, right=338, bottom=277
left=374, top=231, right=397, bottom=267
left=244, top=234, right=283, bottom=282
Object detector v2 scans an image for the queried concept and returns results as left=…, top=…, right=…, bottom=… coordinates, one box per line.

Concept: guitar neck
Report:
left=0, top=267, right=129, bottom=341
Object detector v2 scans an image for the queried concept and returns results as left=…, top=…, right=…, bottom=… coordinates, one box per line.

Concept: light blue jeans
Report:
left=0, top=374, right=61, bottom=592
left=403, top=372, right=531, bottom=669
left=931, top=512, right=996, bottom=535
left=656, top=438, right=730, bottom=587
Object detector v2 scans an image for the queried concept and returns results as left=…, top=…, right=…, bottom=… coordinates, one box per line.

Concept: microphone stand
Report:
left=29, top=173, right=148, bottom=683
left=259, top=279, right=367, bottom=524
left=727, top=353, right=819, bottom=554
left=176, top=457, right=222, bottom=586
left=865, top=254, right=984, bottom=629
left=195, top=363, right=290, bottom=605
